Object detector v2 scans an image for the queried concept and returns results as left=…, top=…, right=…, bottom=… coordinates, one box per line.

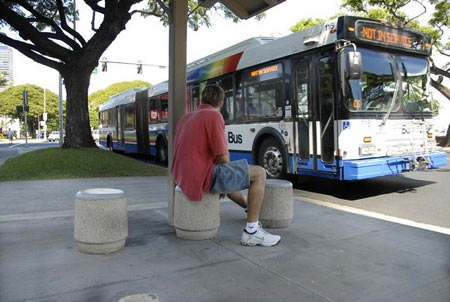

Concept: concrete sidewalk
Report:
left=0, top=176, right=449, bottom=302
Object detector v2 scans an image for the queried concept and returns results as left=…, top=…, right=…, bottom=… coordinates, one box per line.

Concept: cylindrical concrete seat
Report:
left=74, top=188, right=128, bottom=254
left=260, top=179, right=293, bottom=228
left=174, top=186, right=220, bottom=240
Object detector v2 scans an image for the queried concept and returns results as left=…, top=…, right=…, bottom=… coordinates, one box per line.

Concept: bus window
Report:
left=399, top=55, right=431, bottom=113
left=245, top=81, right=283, bottom=120
left=244, top=63, right=284, bottom=120
left=319, top=56, right=335, bottom=163
left=161, top=97, right=169, bottom=121
left=149, top=98, right=159, bottom=123
left=125, top=104, right=135, bottom=130
left=100, top=111, right=105, bottom=126
left=218, top=77, right=234, bottom=122
left=295, top=60, right=310, bottom=160
left=191, top=86, right=200, bottom=111
left=109, top=108, right=116, bottom=127
left=344, top=48, right=399, bottom=112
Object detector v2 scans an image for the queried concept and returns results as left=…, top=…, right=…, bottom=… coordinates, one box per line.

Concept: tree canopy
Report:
left=0, top=84, right=60, bottom=135
left=290, top=18, right=326, bottom=33
left=89, top=80, right=150, bottom=128
left=0, top=1, right=243, bottom=148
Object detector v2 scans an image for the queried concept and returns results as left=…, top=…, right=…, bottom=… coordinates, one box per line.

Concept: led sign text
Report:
left=251, top=65, right=278, bottom=77
left=355, top=22, right=426, bottom=52
left=361, top=26, right=413, bottom=48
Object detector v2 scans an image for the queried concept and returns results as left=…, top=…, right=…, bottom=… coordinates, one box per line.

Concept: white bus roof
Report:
left=184, top=19, right=339, bottom=83
left=99, top=87, right=148, bottom=111
left=236, top=20, right=337, bottom=70
left=187, top=36, right=277, bottom=71
left=147, top=81, right=168, bottom=98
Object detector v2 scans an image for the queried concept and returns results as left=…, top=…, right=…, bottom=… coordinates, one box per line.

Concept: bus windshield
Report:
left=343, top=48, right=432, bottom=113
left=399, top=55, right=431, bottom=113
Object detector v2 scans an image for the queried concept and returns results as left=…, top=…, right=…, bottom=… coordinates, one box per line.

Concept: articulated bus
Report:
left=99, top=16, right=447, bottom=180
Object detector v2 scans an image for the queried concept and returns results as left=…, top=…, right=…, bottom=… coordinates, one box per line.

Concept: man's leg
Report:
left=222, top=165, right=265, bottom=217
left=226, top=192, right=247, bottom=209
left=246, top=165, right=266, bottom=222
left=241, top=165, right=281, bottom=246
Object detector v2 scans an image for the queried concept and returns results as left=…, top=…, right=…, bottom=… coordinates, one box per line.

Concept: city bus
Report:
left=99, top=16, right=447, bottom=180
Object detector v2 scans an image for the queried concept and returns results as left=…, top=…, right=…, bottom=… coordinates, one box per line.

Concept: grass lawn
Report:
left=0, top=147, right=167, bottom=181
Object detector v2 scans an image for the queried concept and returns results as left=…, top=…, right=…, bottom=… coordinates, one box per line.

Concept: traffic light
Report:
left=137, top=63, right=143, bottom=74
left=102, top=61, right=107, bottom=72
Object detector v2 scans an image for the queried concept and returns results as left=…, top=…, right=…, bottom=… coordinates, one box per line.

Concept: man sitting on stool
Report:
left=172, top=85, right=281, bottom=247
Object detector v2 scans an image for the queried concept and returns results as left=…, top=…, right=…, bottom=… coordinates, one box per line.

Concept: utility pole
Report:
left=43, top=88, right=47, bottom=139
left=23, top=90, right=28, bottom=146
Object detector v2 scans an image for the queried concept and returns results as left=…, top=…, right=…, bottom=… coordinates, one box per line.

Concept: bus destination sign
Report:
left=355, top=21, right=428, bottom=52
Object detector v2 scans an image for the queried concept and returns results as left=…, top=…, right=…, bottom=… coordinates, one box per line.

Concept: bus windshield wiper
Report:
left=381, top=59, right=402, bottom=126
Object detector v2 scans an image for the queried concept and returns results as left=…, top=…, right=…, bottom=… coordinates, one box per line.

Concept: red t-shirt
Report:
left=172, top=104, right=228, bottom=201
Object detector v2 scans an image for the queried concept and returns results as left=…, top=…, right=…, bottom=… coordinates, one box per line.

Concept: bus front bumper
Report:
left=342, top=152, right=448, bottom=180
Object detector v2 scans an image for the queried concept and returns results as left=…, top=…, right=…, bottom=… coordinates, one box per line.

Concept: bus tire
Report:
left=156, top=138, right=168, bottom=164
left=257, top=138, right=287, bottom=179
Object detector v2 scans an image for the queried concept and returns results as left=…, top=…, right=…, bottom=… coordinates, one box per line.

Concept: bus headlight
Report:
left=359, top=144, right=376, bottom=156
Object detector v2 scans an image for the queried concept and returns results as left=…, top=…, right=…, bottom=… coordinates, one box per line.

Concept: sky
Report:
left=11, top=0, right=341, bottom=93
left=8, top=0, right=450, bottom=129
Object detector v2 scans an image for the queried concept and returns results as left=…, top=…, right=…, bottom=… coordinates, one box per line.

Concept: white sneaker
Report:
left=241, top=224, right=281, bottom=247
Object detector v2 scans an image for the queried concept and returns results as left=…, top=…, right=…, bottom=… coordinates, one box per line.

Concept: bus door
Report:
left=117, top=105, right=125, bottom=147
left=294, top=54, right=338, bottom=176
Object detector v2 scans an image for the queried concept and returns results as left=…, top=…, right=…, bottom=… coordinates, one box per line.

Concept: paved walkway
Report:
left=1, top=176, right=449, bottom=302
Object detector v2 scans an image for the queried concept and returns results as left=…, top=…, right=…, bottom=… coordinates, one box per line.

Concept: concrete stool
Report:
left=174, top=186, right=220, bottom=240
left=260, top=179, right=293, bottom=228
left=74, top=188, right=128, bottom=254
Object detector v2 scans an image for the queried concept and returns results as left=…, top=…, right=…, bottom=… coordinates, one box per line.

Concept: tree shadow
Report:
left=293, top=174, right=435, bottom=201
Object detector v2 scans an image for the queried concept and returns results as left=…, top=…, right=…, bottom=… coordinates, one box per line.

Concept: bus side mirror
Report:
left=346, top=51, right=362, bottom=79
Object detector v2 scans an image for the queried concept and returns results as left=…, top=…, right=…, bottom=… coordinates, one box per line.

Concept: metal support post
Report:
left=168, top=0, right=188, bottom=225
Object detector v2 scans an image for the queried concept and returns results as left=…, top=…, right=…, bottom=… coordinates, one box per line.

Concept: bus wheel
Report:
left=157, top=139, right=168, bottom=164
left=258, top=138, right=286, bottom=178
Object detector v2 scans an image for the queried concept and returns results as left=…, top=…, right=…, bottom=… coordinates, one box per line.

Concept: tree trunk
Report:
left=61, top=69, right=96, bottom=148
left=431, top=78, right=450, bottom=100
left=441, top=123, right=450, bottom=147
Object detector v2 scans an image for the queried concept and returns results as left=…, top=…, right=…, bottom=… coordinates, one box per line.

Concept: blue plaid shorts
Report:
left=210, top=159, right=250, bottom=194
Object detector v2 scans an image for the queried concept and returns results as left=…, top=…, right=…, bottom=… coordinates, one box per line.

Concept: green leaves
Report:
left=146, top=1, right=242, bottom=31
left=290, top=18, right=326, bottom=33
left=0, top=84, right=60, bottom=133
left=0, top=71, right=8, bottom=87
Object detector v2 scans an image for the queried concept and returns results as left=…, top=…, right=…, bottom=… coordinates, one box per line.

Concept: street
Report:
left=292, top=159, right=450, bottom=229
left=0, top=140, right=59, bottom=166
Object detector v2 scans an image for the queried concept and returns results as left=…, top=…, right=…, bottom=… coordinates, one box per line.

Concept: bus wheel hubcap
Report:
left=263, top=147, right=283, bottom=177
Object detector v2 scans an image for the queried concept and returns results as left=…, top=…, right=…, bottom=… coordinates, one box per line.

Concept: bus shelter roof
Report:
left=199, top=0, right=286, bottom=19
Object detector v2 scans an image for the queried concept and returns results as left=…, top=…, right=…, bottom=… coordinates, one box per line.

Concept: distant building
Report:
left=0, top=44, right=13, bottom=91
